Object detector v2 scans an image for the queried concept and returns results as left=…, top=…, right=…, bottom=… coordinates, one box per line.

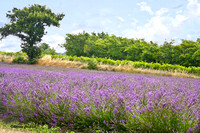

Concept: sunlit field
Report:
left=0, top=67, right=200, bottom=132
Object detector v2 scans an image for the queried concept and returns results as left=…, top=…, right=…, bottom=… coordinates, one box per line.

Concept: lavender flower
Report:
left=0, top=67, right=199, bottom=132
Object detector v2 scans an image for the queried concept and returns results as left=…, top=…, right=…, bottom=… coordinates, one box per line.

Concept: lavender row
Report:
left=0, top=67, right=200, bottom=132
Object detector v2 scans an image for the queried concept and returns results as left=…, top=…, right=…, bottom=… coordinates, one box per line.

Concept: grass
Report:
left=37, top=55, right=87, bottom=69
left=0, top=120, right=64, bottom=133
left=0, top=54, right=15, bottom=63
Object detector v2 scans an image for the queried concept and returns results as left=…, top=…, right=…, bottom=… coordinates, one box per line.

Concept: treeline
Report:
left=61, top=32, right=200, bottom=67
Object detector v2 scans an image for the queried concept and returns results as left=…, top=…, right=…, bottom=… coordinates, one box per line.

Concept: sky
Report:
left=0, top=0, right=200, bottom=53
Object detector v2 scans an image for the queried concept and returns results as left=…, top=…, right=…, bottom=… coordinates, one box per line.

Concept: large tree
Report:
left=0, top=4, right=64, bottom=63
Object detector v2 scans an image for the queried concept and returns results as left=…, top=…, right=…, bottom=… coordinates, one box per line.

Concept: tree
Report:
left=0, top=4, right=64, bottom=63
left=40, top=43, right=49, bottom=50
left=39, top=43, right=57, bottom=55
left=158, top=41, right=175, bottom=64
left=178, top=39, right=199, bottom=66
left=125, top=39, right=145, bottom=61
left=62, top=32, right=90, bottom=56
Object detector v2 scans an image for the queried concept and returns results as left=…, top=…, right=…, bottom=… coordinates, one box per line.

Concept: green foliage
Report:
left=87, top=59, right=98, bottom=70
left=12, top=56, right=27, bottom=64
left=0, top=51, right=27, bottom=56
left=36, top=124, right=61, bottom=133
left=0, top=4, right=64, bottom=61
left=1, top=58, right=4, bottom=62
left=62, top=31, right=90, bottom=57
left=40, top=43, right=57, bottom=55
left=0, top=121, right=62, bottom=133
left=61, top=32, right=200, bottom=67
left=27, top=58, right=38, bottom=64
left=21, top=45, right=41, bottom=62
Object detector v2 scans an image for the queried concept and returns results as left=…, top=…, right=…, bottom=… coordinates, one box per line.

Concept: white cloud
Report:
left=186, top=34, right=192, bottom=39
left=122, top=15, right=170, bottom=43
left=176, top=10, right=183, bottom=14
left=0, top=35, right=65, bottom=53
left=131, top=18, right=138, bottom=27
left=116, top=16, right=125, bottom=22
left=137, top=2, right=154, bottom=15
left=156, top=8, right=168, bottom=16
left=187, top=0, right=200, bottom=17
left=122, top=6, right=189, bottom=44
left=0, top=36, right=21, bottom=52
left=100, top=19, right=112, bottom=27
left=122, top=0, right=200, bottom=44
left=71, top=29, right=85, bottom=34
left=172, top=14, right=188, bottom=27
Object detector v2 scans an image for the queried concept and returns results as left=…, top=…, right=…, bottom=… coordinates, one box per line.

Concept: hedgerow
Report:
left=51, top=54, right=200, bottom=75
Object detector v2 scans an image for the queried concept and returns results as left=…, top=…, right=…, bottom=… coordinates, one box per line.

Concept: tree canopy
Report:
left=0, top=4, right=64, bottom=63
left=61, top=32, right=200, bottom=67
left=39, top=43, right=57, bottom=55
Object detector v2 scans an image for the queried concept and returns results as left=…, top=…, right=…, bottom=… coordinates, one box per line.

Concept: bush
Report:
left=1, top=58, right=4, bottom=62
left=87, top=59, right=98, bottom=70
left=27, top=59, right=38, bottom=64
left=12, top=56, right=27, bottom=64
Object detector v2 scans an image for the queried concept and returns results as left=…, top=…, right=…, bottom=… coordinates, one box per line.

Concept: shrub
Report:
left=27, top=58, right=38, bottom=64
left=12, top=56, right=27, bottom=64
left=1, top=58, right=4, bottom=62
left=69, top=56, right=74, bottom=61
left=87, top=59, right=98, bottom=70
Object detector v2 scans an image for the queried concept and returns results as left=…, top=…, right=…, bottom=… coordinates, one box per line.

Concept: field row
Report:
left=0, top=67, right=200, bottom=132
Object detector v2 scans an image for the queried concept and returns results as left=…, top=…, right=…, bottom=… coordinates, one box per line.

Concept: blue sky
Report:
left=0, top=0, right=200, bottom=53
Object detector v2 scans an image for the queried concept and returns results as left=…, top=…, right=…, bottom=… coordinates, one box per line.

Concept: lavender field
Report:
left=0, top=66, right=200, bottom=132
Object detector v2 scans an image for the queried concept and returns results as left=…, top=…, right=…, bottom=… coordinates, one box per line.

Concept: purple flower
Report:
left=67, top=122, right=73, bottom=126
left=2, top=100, right=8, bottom=106
left=148, top=91, right=154, bottom=98
left=125, top=106, right=132, bottom=112
left=11, top=98, right=16, bottom=104
left=51, top=113, right=57, bottom=118
left=94, top=98, right=100, bottom=106
left=33, top=112, right=38, bottom=117
left=162, top=103, right=166, bottom=108
left=132, top=115, right=136, bottom=119
left=59, top=117, right=65, bottom=121
left=52, top=118, right=57, bottom=123
left=1, top=113, right=8, bottom=118
left=113, top=108, right=119, bottom=114
left=84, top=107, right=91, bottom=113
left=187, top=128, right=193, bottom=133
left=1, top=67, right=200, bottom=132
left=195, top=125, right=199, bottom=130
left=50, top=118, right=57, bottom=126
left=19, top=114, right=24, bottom=121
left=147, top=102, right=153, bottom=111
